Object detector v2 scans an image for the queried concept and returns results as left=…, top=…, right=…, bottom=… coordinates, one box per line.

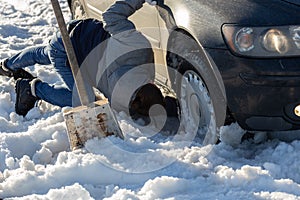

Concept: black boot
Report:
left=12, top=68, right=35, bottom=80
left=15, top=78, right=40, bottom=116
left=0, top=59, right=13, bottom=77
left=0, top=59, right=35, bottom=80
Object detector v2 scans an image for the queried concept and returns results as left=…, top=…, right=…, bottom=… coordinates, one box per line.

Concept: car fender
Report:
left=166, top=29, right=227, bottom=128
left=157, top=0, right=226, bottom=102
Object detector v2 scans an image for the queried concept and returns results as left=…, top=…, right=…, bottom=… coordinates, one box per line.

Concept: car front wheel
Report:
left=167, top=31, right=226, bottom=145
left=180, top=70, right=218, bottom=144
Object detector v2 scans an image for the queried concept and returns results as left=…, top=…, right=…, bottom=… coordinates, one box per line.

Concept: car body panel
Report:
left=78, top=0, right=161, bottom=48
left=207, top=48, right=300, bottom=130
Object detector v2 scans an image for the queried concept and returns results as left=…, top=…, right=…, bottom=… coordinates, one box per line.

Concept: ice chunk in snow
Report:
left=220, top=123, right=246, bottom=146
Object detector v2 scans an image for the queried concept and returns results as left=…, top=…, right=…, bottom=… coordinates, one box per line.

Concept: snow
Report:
left=1, top=0, right=300, bottom=199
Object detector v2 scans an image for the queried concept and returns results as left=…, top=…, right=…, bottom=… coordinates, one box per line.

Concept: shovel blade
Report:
left=63, top=99, right=124, bottom=150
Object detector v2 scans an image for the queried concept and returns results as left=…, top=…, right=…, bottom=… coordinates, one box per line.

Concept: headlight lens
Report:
left=291, top=26, right=300, bottom=49
left=222, top=25, right=300, bottom=57
left=262, top=29, right=289, bottom=54
left=235, top=28, right=254, bottom=52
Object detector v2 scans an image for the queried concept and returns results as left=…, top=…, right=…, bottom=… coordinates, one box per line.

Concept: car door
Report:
left=128, top=3, right=168, bottom=86
left=82, top=0, right=167, bottom=85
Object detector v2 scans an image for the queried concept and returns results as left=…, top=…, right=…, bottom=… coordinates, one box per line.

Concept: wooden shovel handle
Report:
left=50, top=0, right=89, bottom=105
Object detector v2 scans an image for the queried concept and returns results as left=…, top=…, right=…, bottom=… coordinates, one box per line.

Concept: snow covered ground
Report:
left=1, top=0, right=300, bottom=199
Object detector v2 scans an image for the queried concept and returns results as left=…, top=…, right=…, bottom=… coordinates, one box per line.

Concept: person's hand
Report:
left=145, top=0, right=157, bottom=6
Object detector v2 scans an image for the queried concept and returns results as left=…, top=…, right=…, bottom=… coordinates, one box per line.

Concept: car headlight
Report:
left=222, top=24, right=300, bottom=57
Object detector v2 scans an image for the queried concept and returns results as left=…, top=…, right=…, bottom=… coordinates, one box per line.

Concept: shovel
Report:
left=50, top=0, right=123, bottom=150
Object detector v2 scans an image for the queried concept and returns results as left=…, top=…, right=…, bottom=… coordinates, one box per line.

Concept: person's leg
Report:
left=35, top=81, right=72, bottom=107
left=33, top=44, right=74, bottom=107
left=45, top=38, right=95, bottom=107
left=13, top=37, right=75, bottom=113
left=5, top=46, right=51, bottom=70
left=0, top=46, right=49, bottom=79
left=47, top=37, right=74, bottom=91
left=15, top=32, right=95, bottom=114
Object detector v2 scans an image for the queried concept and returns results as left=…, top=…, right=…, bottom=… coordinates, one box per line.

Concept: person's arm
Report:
left=102, top=0, right=145, bottom=35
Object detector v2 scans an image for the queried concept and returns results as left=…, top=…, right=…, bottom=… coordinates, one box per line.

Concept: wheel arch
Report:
left=166, top=28, right=227, bottom=128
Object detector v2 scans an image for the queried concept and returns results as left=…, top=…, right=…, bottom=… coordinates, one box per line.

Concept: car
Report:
left=68, top=0, right=300, bottom=144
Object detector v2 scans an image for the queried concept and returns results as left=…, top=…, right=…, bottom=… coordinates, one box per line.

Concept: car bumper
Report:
left=207, top=48, right=300, bottom=131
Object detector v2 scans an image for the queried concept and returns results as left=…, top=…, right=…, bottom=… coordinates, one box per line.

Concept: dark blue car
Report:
left=69, top=0, right=300, bottom=144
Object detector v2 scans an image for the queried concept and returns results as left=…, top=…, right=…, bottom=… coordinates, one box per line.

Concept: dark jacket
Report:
left=68, top=18, right=110, bottom=67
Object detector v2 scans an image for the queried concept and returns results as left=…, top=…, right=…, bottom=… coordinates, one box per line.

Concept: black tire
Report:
left=167, top=30, right=227, bottom=145
left=70, top=0, right=86, bottom=19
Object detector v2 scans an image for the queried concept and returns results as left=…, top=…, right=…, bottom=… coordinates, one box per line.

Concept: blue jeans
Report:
left=6, top=35, right=75, bottom=107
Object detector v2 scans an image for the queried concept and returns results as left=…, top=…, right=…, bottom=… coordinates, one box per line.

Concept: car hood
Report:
left=282, top=0, right=300, bottom=6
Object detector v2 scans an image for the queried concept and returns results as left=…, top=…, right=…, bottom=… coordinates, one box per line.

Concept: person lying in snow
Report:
left=0, top=0, right=178, bottom=120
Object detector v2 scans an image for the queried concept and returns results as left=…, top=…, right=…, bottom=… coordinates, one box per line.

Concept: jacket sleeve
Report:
left=102, top=0, right=145, bottom=35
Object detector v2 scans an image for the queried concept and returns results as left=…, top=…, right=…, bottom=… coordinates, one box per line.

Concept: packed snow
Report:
left=1, top=0, right=300, bottom=199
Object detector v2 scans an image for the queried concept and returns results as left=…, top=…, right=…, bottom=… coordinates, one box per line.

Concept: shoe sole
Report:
left=15, top=79, right=23, bottom=116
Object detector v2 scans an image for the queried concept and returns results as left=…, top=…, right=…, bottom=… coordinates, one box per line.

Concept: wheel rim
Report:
left=72, top=0, right=86, bottom=19
left=180, top=70, right=218, bottom=144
